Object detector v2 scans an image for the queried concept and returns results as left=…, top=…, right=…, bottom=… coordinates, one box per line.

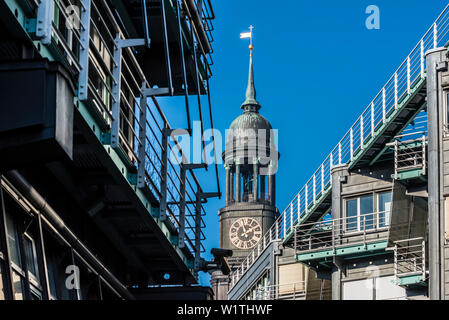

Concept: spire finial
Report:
left=239, top=25, right=260, bottom=112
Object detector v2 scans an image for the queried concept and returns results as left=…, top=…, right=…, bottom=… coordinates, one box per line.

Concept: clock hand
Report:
left=241, top=226, right=254, bottom=239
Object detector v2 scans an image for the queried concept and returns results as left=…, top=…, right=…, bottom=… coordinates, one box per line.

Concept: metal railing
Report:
left=388, top=132, right=427, bottom=178
left=254, top=281, right=306, bottom=300
left=229, top=3, right=449, bottom=293
left=37, top=0, right=215, bottom=257
left=229, top=219, right=282, bottom=287
left=391, top=237, right=426, bottom=282
left=294, top=211, right=390, bottom=254
left=183, top=0, right=215, bottom=71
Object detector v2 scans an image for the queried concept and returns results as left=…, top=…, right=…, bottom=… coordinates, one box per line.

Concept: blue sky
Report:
left=164, top=1, right=447, bottom=285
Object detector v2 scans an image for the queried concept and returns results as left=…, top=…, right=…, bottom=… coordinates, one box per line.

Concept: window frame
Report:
left=344, top=190, right=392, bottom=233
left=23, top=232, right=41, bottom=288
left=444, top=90, right=449, bottom=136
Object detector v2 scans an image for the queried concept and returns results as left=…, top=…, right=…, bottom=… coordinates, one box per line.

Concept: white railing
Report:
left=229, top=218, right=282, bottom=287
left=293, top=211, right=390, bottom=254
left=229, top=5, right=449, bottom=290
left=388, top=132, right=427, bottom=178
left=254, top=281, right=307, bottom=300
left=391, top=237, right=426, bottom=282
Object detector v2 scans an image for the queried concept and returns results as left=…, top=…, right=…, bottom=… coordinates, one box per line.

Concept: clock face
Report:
left=229, top=217, right=262, bottom=249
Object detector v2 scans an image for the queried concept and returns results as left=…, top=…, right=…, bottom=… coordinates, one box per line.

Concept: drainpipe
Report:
left=5, top=170, right=134, bottom=300
left=426, top=47, right=447, bottom=300
left=330, top=165, right=347, bottom=300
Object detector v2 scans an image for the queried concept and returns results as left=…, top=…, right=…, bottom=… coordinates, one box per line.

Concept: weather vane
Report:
left=240, top=25, right=254, bottom=54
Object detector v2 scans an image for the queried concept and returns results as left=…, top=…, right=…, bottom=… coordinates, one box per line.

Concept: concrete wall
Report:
left=330, top=164, right=394, bottom=300
left=444, top=245, right=449, bottom=299
left=442, top=138, right=449, bottom=195
left=341, top=166, right=393, bottom=197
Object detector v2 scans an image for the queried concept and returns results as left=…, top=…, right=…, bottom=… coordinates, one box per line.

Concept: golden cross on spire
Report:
left=240, top=25, right=260, bottom=111
left=249, top=25, right=254, bottom=45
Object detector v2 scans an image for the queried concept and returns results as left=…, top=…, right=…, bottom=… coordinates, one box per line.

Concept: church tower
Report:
left=211, top=41, right=279, bottom=299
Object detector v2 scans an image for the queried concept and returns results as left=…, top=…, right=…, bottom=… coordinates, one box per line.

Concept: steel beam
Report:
left=194, top=191, right=219, bottom=272
left=176, top=0, right=191, bottom=131
left=159, top=127, right=171, bottom=222
left=160, top=0, right=174, bottom=95
left=35, top=213, right=51, bottom=300
left=330, top=165, right=347, bottom=300
left=178, top=163, right=206, bottom=248
left=179, top=165, right=187, bottom=248
left=36, top=0, right=54, bottom=45
left=137, top=85, right=170, bottom=188
left=160, top=128, right=190, bottom=221
left=0, top=177, right=13, bottom=300
left=141, top=0, right=151, bottom=48
left=78, top=0, right=92, bottom=101
left=426, top=47, right=447, bottom=300
left=111, top=35, right=145, bottom=148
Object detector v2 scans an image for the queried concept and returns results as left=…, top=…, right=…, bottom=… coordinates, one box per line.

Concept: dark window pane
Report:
left=378, top=192, right=392, bottom=228
left=346, top=199, right=358, bottom=231
left=5, top=214, right=21, bottom=268
left=12, top=272, right=24, bottom=300
left=360, top=195, right=374, bottom=230
left=24, top=236, right=40, bottom=283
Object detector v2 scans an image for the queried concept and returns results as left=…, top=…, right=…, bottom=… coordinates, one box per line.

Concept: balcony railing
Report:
left=388, top=132, right=427, bottom=179
left=254, top=281, right=306, bottom=300
left=252, top=281, right=331, bottom=300
left=182, top=0, right=215, bottom=72
left=390, top=237, right=426, bottom=284
left=229, top=219, right=282, bottom=288
left=294, top=211, right=390, bottom=255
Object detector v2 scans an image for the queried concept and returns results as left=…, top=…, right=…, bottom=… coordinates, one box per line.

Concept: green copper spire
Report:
left=241, top=45, right=261, bottom=112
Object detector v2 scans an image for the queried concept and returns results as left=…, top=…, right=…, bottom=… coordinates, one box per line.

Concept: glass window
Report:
left=46, top=256, right=59, bottom=299
left=12, top=271, right=24, bottom=300
left=0, top=264, right=5, bottom=300
left=345, top=192, right=391, bottom=232
left=6, top=214, right=21, bottom=268
left=346, top=199, right=358, bottom=231
left=378, top=191, right=392, bottom=228
left=24, top=235, right=40, bottom=283
left=360, top=194, right=374, bottom=230
left=30, top=285, right=42, bottom=300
